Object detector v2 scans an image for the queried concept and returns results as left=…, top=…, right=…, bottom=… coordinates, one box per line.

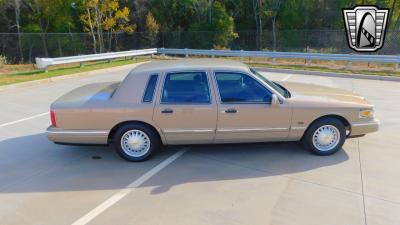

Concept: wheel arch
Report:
left=108, top=120, right=165, bottom=145
left=302, top=114, right=351, bottom=139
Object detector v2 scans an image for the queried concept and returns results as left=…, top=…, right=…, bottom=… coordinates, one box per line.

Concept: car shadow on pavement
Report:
left=147, top=142, right=350, bottom=194
left=0, top=133, right=349, bottom=194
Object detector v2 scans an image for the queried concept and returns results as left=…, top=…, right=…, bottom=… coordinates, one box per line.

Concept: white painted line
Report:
left=281, top=75, right=292, bottom=81
left=0, top=112, right=49, bottom=128
left=71, top=149, right=187, bottom=225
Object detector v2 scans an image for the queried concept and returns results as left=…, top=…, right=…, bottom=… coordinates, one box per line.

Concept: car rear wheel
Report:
left=302, top=118, right=346, bottom=155
left=113, top=123, right=160, bottom=162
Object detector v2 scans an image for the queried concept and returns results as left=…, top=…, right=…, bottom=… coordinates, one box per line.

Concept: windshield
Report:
left=250, top=68, right=291, bottom=98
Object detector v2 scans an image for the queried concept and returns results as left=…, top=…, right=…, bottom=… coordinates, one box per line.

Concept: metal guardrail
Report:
left=158, top=48, right=400, bottom=64
left=36, top=48, right=400, bottom=71
left=35, top=48, right=157, bottom=71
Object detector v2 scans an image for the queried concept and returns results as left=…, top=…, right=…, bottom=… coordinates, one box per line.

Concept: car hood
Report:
left=279, top=81, right=371, bottom=107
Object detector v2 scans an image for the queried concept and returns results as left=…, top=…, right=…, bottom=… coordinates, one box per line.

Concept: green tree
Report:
left=150, top=0, right=196, bottom=31
left=23, top=0, right=78, bottom=57
left=190, top=1, right=237, bottom=48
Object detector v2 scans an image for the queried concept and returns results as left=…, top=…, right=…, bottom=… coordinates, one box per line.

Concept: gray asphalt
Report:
left=0, top=63, right=399, bottom=225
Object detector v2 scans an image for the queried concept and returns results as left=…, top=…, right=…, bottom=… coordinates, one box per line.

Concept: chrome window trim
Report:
left=159, top=70, right=212, bottom=105
left=212, top=70, right=276, bottom=105
left=142, top=74, right=159, bottom=103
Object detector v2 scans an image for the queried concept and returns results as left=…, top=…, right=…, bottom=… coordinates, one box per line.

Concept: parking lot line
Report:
left=71, top=149, right=188, bottom=225
left=281, top=74, right=292, bottom=81
left=0, top=112, right=49, bottom=128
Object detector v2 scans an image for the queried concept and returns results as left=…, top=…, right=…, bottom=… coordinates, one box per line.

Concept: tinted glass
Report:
left=161, top=72, right=210, bottom=103
left=215, top=72, right=272, bottom=103
left=250, top=68, right=289, bottom=98
left=142, top=74, right=158, bottom=102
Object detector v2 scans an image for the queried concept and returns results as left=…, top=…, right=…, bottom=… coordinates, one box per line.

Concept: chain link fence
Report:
left=1, top=30, right=400, bottom=63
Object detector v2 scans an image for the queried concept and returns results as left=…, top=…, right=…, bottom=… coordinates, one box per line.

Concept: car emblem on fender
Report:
left=343, top=6, right=389, bottom=52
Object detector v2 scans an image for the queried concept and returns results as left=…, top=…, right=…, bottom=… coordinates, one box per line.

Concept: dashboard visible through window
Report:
left=250, top=68, right=291, bottom=98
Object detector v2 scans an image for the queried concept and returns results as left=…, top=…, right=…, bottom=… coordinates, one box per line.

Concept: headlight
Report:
left=359, top=109, right=374, bottom=118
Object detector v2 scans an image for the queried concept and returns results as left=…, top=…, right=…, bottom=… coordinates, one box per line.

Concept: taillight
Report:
left=50, top=110, right=57, bottom=127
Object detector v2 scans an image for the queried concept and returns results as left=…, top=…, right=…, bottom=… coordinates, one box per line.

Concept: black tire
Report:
left=302, top=118, right=346, bottom=156
left=113, top=123, right=160, bottom=162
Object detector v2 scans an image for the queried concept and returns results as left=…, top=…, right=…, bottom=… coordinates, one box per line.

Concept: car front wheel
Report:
left=302, top=118, right=346, bottom=155
left=113, top=124, right=160, bottom=162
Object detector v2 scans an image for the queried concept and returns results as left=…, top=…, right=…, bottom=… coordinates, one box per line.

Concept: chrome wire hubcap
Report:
left=312, top=125, right=340, bottom=151
left=120, top=130, right=150, bottom=157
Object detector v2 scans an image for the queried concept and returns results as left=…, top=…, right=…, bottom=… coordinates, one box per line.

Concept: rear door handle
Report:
left=225, top=108, right=237, bottom=113
left=161, top=109, right=174, bottom=114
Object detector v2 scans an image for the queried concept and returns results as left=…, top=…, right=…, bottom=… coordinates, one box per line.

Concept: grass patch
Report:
left=0, top=57, right=149, bottom=86
left=248, top=62, right=400, bottom=77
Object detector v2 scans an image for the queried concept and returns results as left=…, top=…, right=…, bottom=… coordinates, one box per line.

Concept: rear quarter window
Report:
left=142, top=74, right=159, bottom=102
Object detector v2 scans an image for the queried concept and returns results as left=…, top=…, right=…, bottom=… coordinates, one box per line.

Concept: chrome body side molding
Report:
left=217, top=128, right=289, bottom=132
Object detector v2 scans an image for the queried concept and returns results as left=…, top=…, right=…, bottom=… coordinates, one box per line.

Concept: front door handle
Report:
left=225, top=108, right=237, bottom=113
left=161, top=109, right=174, bottom=114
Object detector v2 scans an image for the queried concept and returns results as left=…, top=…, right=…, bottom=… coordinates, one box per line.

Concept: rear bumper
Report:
left=350, top=119, right=379, bottom=137
left=46, top=126, right=109, bottom=145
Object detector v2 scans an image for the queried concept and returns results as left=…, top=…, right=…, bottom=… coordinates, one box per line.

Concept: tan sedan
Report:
left=47, top=59, right=379, bottom=161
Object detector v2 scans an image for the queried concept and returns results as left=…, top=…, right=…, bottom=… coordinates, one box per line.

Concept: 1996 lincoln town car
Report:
left=47, top=59, right=379, bottom=161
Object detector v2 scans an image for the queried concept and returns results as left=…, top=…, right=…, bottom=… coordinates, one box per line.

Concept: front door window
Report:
left=215, top=72, right=272, bottom=103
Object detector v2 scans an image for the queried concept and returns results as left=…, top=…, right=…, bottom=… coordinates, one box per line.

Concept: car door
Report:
left=153, top=70, right=218, bottom=144
left=213, top=71, right=292, bottom=143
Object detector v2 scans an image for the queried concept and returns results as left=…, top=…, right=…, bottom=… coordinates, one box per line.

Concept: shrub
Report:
left=0, top=55, right=8, bottom=67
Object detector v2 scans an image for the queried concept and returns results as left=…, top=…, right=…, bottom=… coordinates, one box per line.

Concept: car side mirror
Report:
left=271, top=94, right=280, bottom=106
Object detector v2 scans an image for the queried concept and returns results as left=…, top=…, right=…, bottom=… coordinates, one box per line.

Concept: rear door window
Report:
left=161, top=72, right=210, bottom=103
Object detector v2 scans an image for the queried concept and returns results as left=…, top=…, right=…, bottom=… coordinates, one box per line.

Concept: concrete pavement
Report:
left=0, top=63, right=399, bottom=225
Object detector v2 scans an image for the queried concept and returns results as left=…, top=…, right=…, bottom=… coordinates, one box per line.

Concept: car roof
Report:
left=132, top=58, right=249, bottom=73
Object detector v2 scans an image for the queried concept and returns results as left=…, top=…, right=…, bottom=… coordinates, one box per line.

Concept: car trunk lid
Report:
left=51, top=82, right=120, bottom=108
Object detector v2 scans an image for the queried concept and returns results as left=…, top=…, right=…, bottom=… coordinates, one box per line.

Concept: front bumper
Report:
left=46, top=126, right=109, bottom=145
left=350, top=119, right=379, bottom=137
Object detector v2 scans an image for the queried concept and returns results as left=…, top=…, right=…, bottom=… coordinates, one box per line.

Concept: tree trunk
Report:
left=258, top=0, right=262, bottom=50
left=208, top=0, right=213, bottom=23
left=252, top=0, right=260, bottom=50
left=94, top=4, right=103, bottom=53
left=108, top=31, right=112, bottom=51
left=272, top=16, right=277, bottom=51
left=38, top=22, right=48, bottom=57
left=14, top=0, right=23, bottom=63
left=389, top=0, right=397, bottom=31
left=394, top=14, right=400, bottom=32
left=86, top=7, right=97, bottom=53
left=28, top=41, right=33, bottom=63
left=114, top=32, right=119, bottom=51
left=57, top=39, right=63, bottom=56
left=34, top=1, right=49, bottom=57
left=68, top=25, right=77, bottom=55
